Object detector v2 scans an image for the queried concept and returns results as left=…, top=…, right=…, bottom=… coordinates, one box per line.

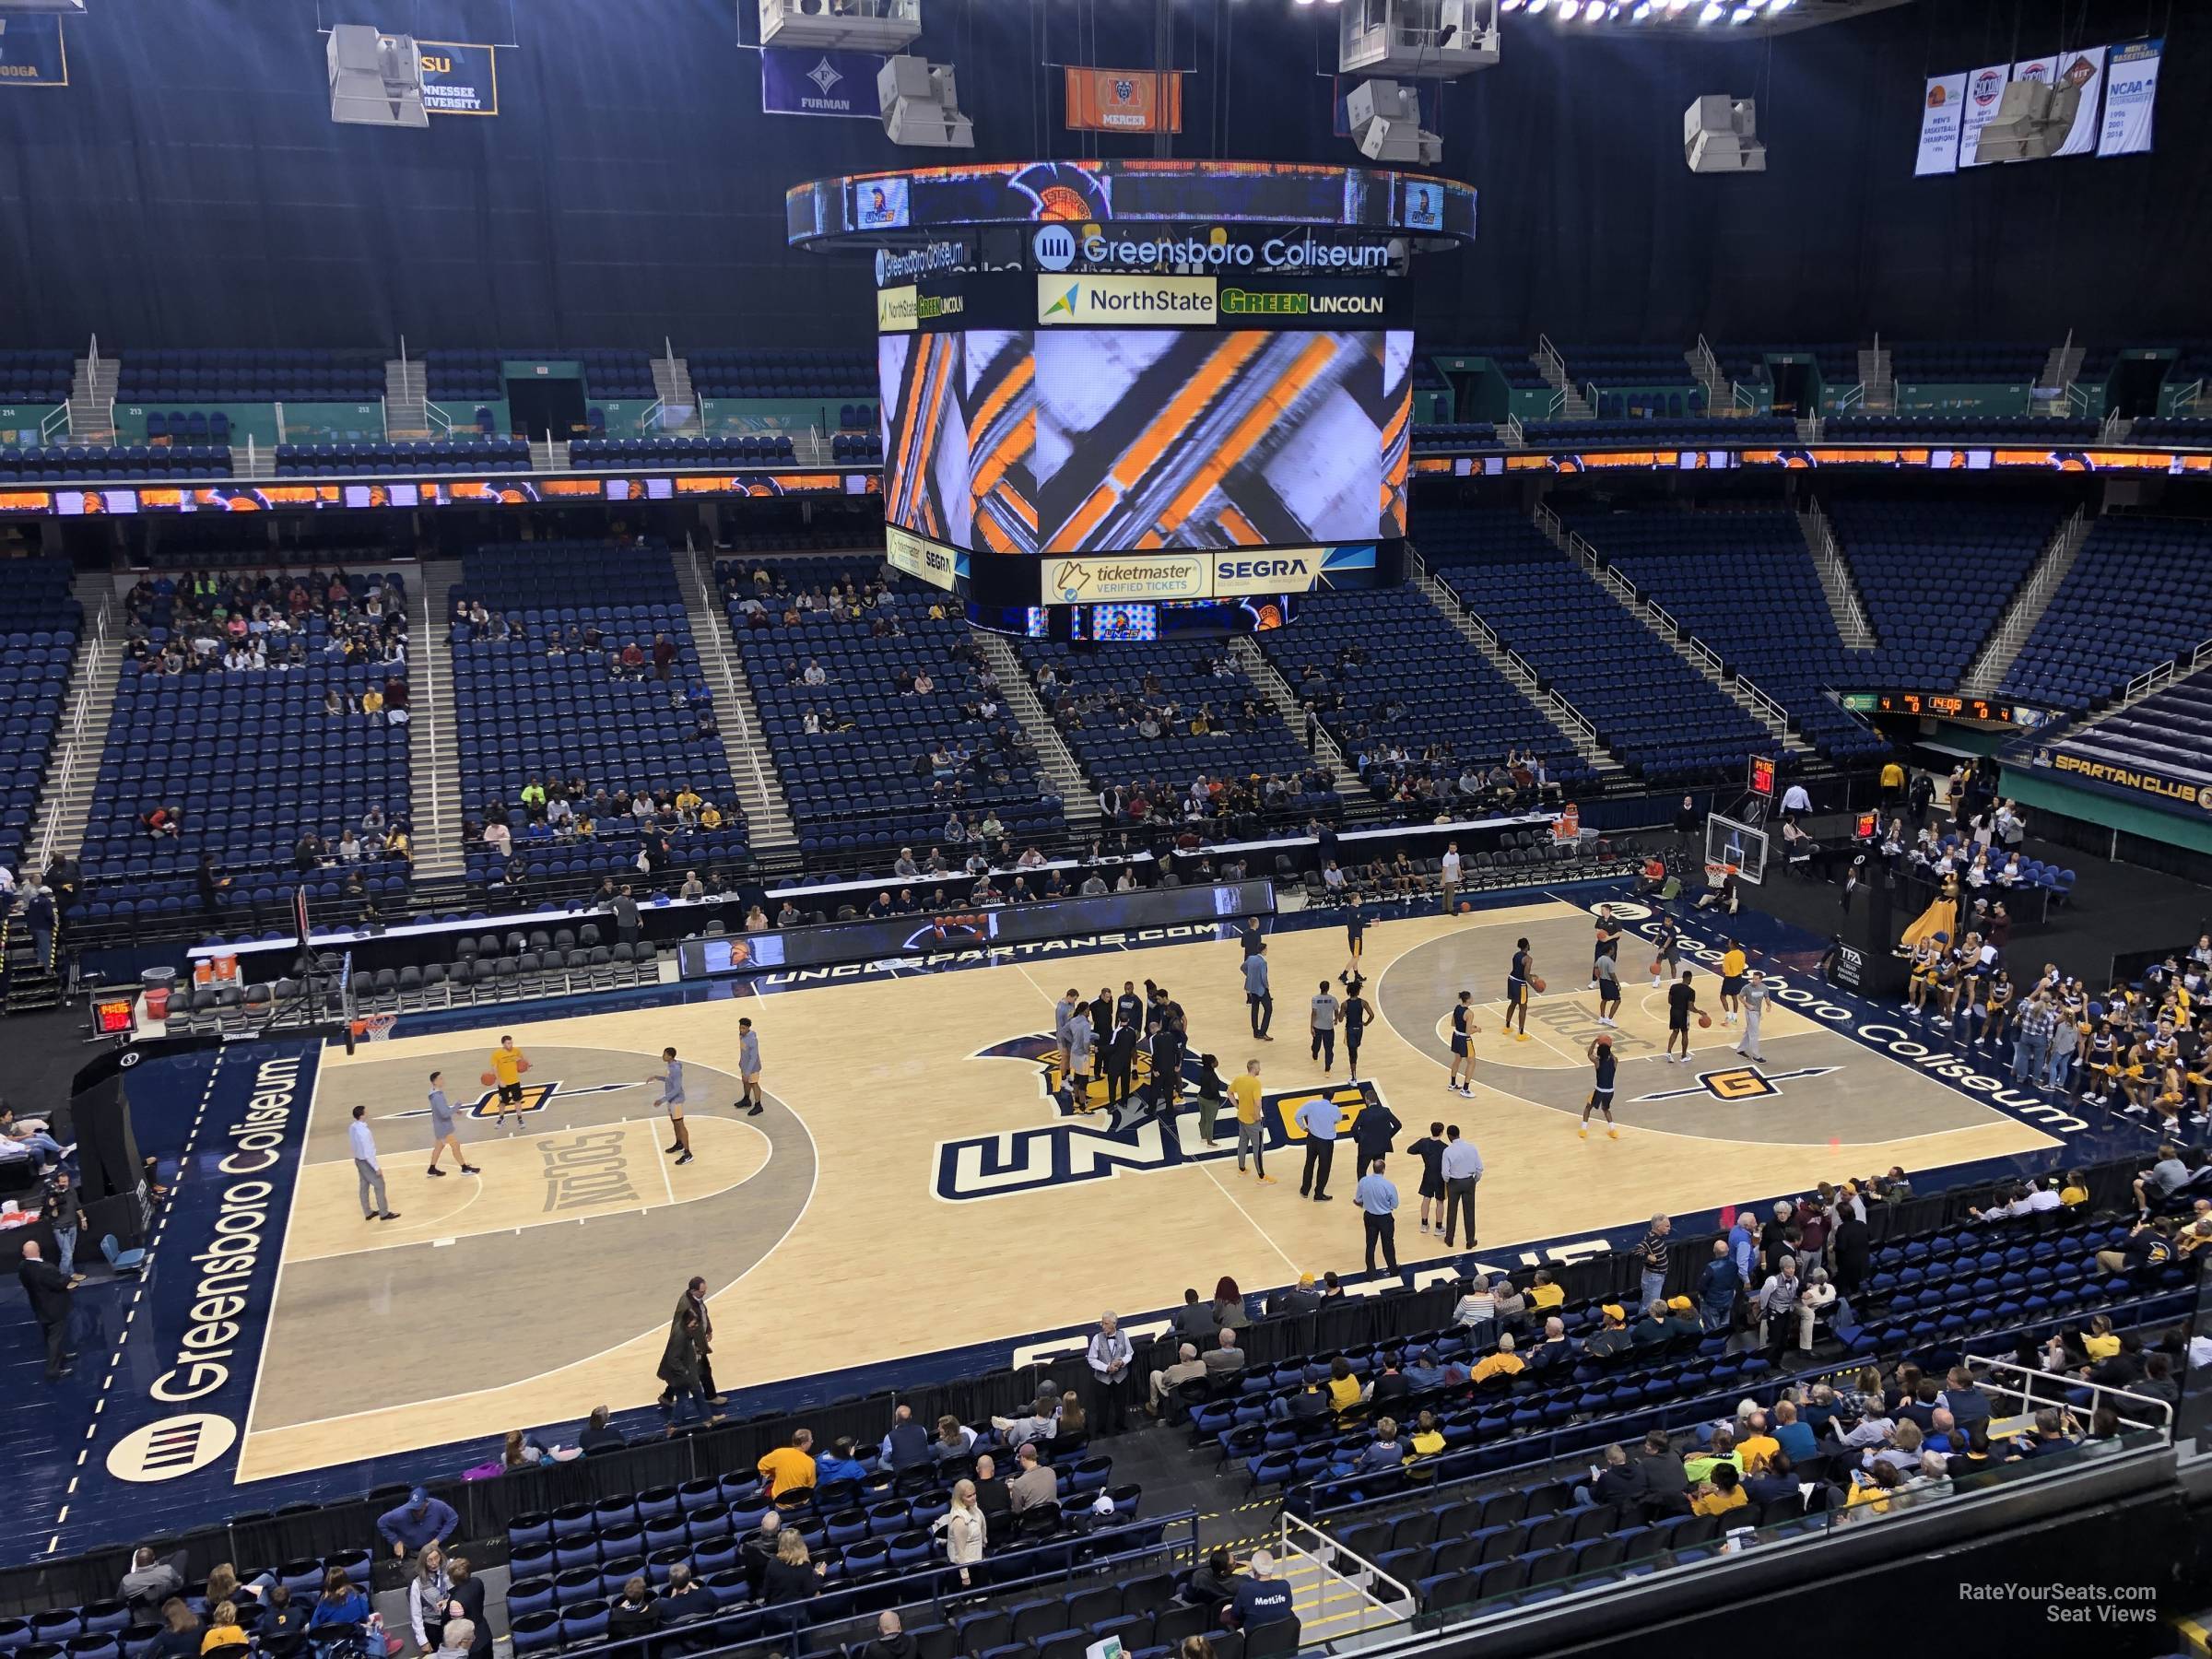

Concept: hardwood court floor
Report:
left=237, top=897, right=2055, bottom=1481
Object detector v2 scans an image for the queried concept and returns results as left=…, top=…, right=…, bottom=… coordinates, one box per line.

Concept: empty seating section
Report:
left=1255, top=588, right=1595, bottom=795
left=118, top=347, right=384, bottom=405
left=1826, top=415, right=2099, bottom=445
left=2128, top=417, right=2212, bottom=444
left=451, top=544, right=744, bottom=890
left=0, top=560, right=80, bottom=875
left=81, top=572, right=412, bottom=922
left=1018, top=639, right=1335, bottom=825
left=578, top=347, right=656, bottom=400
left=1822, top=496, right=2059, bottom=690
left=725, top=557, right=1062, bottom=856
left=1998, top=516, right=2212, bottom=712
left=1523, top=417, right=1794, bottom=447
left=1560, top=507, right=1885, bottom=761
left=2055, top=673, right=2212, bottom=798
left=1557, top=346, right=1700, bottom=420
left=1412, top=422, right=1499, bottom=452
left=569, top=435, right=797, bottom=468
left=0, top=443, right=231, bottom=482
left=1888, top=342, right=2047, bottom=385
left=0, top=348, right=73, bottom=406
left=688, top=347, right=874, bottom=401
left=275, top=438, right=530, bottom=476
left=1424, top=511, right=1771, bottom=784
left=425, top=348, right=506, bottom=404
left=830, top=429, right=885, bottom=463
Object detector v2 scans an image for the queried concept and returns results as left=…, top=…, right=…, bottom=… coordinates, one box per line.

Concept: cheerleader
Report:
left=1975, top=967, right=2015, bottom=1053
left=2080, top=1020, right=2119, bottom=1108
left=2117, top=1039, right=2155, bottom=1116
left=1907, top=935, right=1943, bottom=1017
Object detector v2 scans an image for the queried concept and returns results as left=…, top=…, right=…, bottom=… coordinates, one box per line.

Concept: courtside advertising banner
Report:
left=2099, top=40, right=2162, bottom=157
left=1914, top=72, right=1968, bottom=175
left=1064, top=67, right=1182, bottom=134
left=1956, top=63, right=2010, bottom=167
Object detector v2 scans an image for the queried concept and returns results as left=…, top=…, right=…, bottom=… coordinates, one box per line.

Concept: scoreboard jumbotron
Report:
left=790, top=159, right=1477, bottom=637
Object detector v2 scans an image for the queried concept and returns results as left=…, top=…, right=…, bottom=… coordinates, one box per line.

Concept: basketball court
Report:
left=211, top=888, right=2057, bottom=1487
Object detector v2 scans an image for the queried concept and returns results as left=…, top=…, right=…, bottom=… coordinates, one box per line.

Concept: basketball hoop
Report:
left=352, top=1013, right=397, bottom=1043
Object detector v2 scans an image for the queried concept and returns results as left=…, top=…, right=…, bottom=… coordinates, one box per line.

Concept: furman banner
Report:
left=1065, top=66, right=1182, bottom=134
left=0, top=14, right=68, bottom=88
left=418, top=42, right=497, bottom=115
left=762, top=47, right=888, bottom=119
left=2100, top=39, right=2162, bottom=157
left=1913, top=71, right=1968, bottom=175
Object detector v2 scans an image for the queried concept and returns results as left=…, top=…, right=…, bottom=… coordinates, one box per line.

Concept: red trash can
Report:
left=144, top=987, right=170, bottom=1020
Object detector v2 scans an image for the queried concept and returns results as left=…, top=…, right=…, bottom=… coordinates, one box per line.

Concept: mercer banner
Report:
left=1065, top=66, right=1182, bottom=134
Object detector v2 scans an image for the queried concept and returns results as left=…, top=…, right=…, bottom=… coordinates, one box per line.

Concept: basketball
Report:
left=517, top=1057, right=533, bottom=1073
left=1531, top=975, right=1547, bottom=994
left=1649, top=960, right=1661, bottom=976
left=479, top=1071, right=497, bottom=1086
left=1698, top=1013, right=1712, bottom=1029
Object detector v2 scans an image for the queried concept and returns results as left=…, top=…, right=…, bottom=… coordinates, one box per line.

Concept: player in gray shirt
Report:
left=1594, top=953, right=1621, bottom=1028
left=1735, top=972, right=1770, bottom=1064
left=1064, top=1009, right=1097, bottom=1110
left=653, top=1046, right=695, bottom=1166
left=737, top=1017, right=765, bottom=1116
left=1311, top=982, right=1340, bottom=1074
left=424, top=1070, right=479, bottom=1177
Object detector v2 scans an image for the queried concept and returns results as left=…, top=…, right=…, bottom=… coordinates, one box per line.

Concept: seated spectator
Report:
left=813, top=1436, right=872, bottom=1487
left=1324, top=1356, right=1362, bottom=1414
left=760, top=1533, right=827, bottom=1604
left=200, top=1604, right=246, bottom=1656
left=1006, top=1442, right=1057, bottom=1512
left=992, top=1393, right=1062, bottom=1451
left=257, top=1589, right=309, bottom=1659
left=1574, top=1442, right=1648, bottom=1509
left=577, top=1405, right=625, bottom=1454
left=1147, top=1343, right=1206, bottom=1415
left=2012, top=1406, right=2080, bottom=1459
left=2096, top=1217, right=2176, bottom=1276
left=756, top=1429, right=817, bottom=1498
left=1349, top=1417, right=1406, bottom=1473
left=1181, top=1547, right=1238, bottom=1611
left=1742, top=1453, right=1797, bottom=1509
left=1690, top=1463, right=1748, bottom=1519
left=150, top=1605, right=203, bottom=1659
left=1230, top=1551, right=1294, bottom=1630
left=121, top=1546, right=187, bottom=1612
left=306, top=1568, right=368, bottom=1645
left=1471, top=1332, right=1524, bottom=1383
left=1205, top=1326, right=1246, bottom=1375
left=932, top=1414, right=979, bottom=1462
left=606, top=1578, right=662, bottom=1642
left=1406, top=1408, right=1446, bottom=1459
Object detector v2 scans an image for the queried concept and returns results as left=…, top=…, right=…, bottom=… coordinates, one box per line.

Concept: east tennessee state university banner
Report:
left=1065, top=67, right=1182, bottom=134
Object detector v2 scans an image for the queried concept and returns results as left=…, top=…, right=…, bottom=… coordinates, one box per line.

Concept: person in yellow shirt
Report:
left=2059, top=1169, right=2090, bottom=1209
left=490, top=1035, right=530, bottom=1129
left=1719, top=940, right=1748, bottom=1027
left=1733, top=1411, right=1780, bottom=1473
left=1406, top=1408, right=1446, bottom=1460
left=699, top=802, right=724, bottom=831
left=1471, top=1334, right=1524, bottom=1383
left=1325, top=1358, right=1362, bottom=1416
left=757, top=1429, right=817, bottom=1498
left=1879, top=759, right=1905, bottom=801
left=1528, top=1268, right=1565, bottom=1312
left=200, top=1603, right=246, bottom=1654
left=2079, top=1313, right=2121, bottom=1361
left=1691, top=1465, right=1748, bottom=1519
left=1230, top=1060, right=1275, bottom=1183
left=675, top=785, right=702, bottom=819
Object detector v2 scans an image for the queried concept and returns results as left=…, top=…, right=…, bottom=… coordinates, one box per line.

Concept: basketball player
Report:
left=1439, top=841, right=1462, bottom=916
left=1589, top=909, right=1620, bottom=990
left=1344, top=897, right=1367, bottom=980
left=1446, top=990, right=1480, bottom=1095
left=1054, top=988, right=1084, bottom=1076
left=1593, top=949, right=1621, bottom=1028
left=1311, top=981, right=1340, bottom=1075
left=737, top=1018, right=765, bottom=1116
left=1651, top=917, right=1681, bottom=988
left=1735, top=971, right=1769, bottom=1065
left=1665, top=969, right=1700, bottom=1065
left=1718, top=939, right=1746, bottom=1026
left=1581, top=1036, right=1619, bottom=1139
left=1063, top=999, right=1097, bottom=1111
left=490, top=1035, right=529, bottom=1130
left=1342, top=977, right=1372, bottom=1082
left=424, top=1070, right=480, bottom=1177
left=1504, top=938, right=1533, bottom=1042
left=653, top=1046, right=694, bottom=1164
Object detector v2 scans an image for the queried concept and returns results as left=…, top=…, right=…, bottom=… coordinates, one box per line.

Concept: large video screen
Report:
left=881, top=327, right=1408, bottom=554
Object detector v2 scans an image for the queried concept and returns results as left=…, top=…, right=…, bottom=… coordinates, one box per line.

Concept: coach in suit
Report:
left=18, top=1241, right=72, bottom=1379
left=1103, top=1019, right=1138, bottom=1109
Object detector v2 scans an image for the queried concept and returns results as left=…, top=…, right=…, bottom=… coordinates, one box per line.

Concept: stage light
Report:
left=1606, top=2, right=1624, bottom=17
left=1556, top=0, right=1577, bottom=17
left=1730, top=3, right=1756, bottom=20
left=1631, top=0, right=1652, bottom=16
left=1527, top=0, right=1547, bottom=12
left=1500, top=0, right=1524, bottom=9
left=1697, top=0, right=1724, bottom=20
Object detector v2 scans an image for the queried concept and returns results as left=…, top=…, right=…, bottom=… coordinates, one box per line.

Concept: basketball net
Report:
left=354, top=1013, right=397, bottom=1042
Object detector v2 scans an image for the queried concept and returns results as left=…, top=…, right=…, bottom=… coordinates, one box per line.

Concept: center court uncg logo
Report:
left=1033, top=225, right=1077, bottom=272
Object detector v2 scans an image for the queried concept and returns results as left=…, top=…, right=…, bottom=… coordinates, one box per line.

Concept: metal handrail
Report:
left=1278, top=1509, right=1413, bottom=1635
left=415, top=574, right=445, bottom=869
left=35, top=590, right=112, bottom=871
left=687, top=539, right=777, bottom=819
left=2118, top=633, right=2212, bottom=705
left=1964, top=1356, right=2173, bottom=1436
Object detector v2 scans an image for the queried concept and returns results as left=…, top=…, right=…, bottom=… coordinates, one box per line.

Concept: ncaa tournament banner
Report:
left=1065, top=67, right=1182, bottom=134
left=1956, top=63, right=2010, bottom=167
left=0, top=14, right=68, bottom=88
left=2099, top=40, right=2162, bottom=157
left=418, top=42, right=497, bottom=116
left=762, top=47, right=888, bottom=119
left=1914, top=71, right=1968, bottom=175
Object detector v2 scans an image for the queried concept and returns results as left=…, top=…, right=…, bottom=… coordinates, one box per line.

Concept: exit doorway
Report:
left=507, top=375, right=589, bottom=441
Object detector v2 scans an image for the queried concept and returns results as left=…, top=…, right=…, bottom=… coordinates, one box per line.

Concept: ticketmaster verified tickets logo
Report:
left=1036, top=274, right=1216, bottom=326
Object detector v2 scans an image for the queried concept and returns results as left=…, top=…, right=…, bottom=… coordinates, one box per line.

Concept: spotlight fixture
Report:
left=1730, top=4, right=1757, bottom=21
left=1697, top=0, right=1724, bottom=19
left=1557, top=0, right=1577, bottom=17
left=1631, top=0, right=1652, bottom=16
left=1527, top=0, right=1547, bottom=12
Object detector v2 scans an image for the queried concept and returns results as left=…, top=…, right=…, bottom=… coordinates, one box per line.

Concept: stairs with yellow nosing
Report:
left=1274, top=1543, right=1413, bottom=1644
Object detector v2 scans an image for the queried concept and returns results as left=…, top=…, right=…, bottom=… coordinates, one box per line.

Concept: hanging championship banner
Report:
left=1956, top=63, right=2010, bottom=168
left=0, top=15, right=68, bottom=88
left=2099, top=39, right=2161, bottom=157
left=418, top=42, right=498, bottom=116
left=762, top=48, right=888, bottom=119
left=1913, top=71, right=1968, bottom=175
left=1065, top=67, right=1182, bottom=134
left=2048, top=46, right=2106, bottom=157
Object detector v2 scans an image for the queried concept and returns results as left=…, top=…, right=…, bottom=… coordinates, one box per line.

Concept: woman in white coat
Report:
left=932, top=1478, right=988, bottom=1585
